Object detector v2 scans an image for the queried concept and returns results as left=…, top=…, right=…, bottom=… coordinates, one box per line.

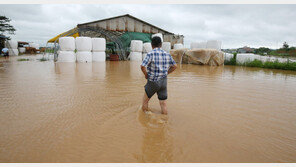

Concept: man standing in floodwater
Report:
left=140, top=36, right=177, bottom=115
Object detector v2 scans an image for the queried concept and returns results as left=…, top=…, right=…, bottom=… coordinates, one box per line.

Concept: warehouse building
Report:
left=48, top=14, right=184, bottom=60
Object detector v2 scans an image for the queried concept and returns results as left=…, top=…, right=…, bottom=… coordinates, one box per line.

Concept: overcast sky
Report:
left=1, top=4, right=296, bottom=49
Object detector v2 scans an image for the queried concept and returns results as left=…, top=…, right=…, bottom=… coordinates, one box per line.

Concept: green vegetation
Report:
left=17, top=58, right=29, bottom=61
left=224, top=53, right=237, bottom=65
left=254, top=42, right=296, bottom=58
left=224, top=53, right=296, bottom=71
left=39, top=57, right=47, bottom=61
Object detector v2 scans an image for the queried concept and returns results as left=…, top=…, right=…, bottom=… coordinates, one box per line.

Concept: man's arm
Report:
left=168, top=64, right=177, bottom=74
left=141, top=65, right=148, bottom=79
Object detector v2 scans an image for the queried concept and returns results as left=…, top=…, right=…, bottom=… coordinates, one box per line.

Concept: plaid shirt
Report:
left=141, top=48, right=176, bottom=81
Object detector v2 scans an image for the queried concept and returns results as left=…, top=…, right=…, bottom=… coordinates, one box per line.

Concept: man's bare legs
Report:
left=142, top=93, right=150, bottom=111
left=159, top=100, right=168, bottom=115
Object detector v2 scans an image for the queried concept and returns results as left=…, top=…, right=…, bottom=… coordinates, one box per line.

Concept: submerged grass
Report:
left=225, top=56, right=296, bottom=71
left=39, top=57, right=48, bottom=62
left=17, top=58, right=30, bottom=61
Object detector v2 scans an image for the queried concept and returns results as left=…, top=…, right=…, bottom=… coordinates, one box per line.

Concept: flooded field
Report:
left=0, top=55, right=296, bottom=162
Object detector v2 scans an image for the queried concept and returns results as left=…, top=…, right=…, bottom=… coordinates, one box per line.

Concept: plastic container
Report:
left=59, top=37, right=75, bottom=51
left=76, top=51, right=92, bottom=63
left=75, top=37, right=92, bottom=51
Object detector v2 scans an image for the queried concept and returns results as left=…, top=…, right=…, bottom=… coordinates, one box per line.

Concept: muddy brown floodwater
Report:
left=0, top=55, right=296, bottom=162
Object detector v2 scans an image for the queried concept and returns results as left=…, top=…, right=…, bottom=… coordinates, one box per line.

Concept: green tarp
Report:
left=106, top=32, right=152, bottom=51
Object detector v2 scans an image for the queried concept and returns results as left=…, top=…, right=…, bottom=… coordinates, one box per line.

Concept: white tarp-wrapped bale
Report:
left=152, top=33, right=163, bottom=42
left=7, top=40, right=18, bottom=49
left=190, top=42, right=207, bottom=49
left=130, top=40, right=143, bottom=52
left=18, top=47, right=26, bottom=53
left=92, top=38, right=106, bottom=52
left=59, top=37, right=75, bottom=51
left=76, top=51, right=92, bottom=63
left=236, top=54, right=261, bottom=64
left=170, top=48, right=224, bottom=66
left=162, top=42, right=171, bottom=53
left=57, top=51, right=76, bottom=62
left=206, top=40, right=222, bottom=51
left=76, top=37, right=92, bottom=51
left=129, top=52, right=142, bottom=61
left=92, top=52, right=106, bottom=62
left=224, top=53, right=234, bottom=61
left=174, top=43, right=184, bottom=50
left=143, top=43, right=152, bottom=53
left=9, top=49, right=19, bottom=56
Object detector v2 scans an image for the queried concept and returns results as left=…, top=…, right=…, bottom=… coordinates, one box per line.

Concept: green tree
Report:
left=283, top=42, right=289, bottom=49
left=0, top=15, right=16, bottom=38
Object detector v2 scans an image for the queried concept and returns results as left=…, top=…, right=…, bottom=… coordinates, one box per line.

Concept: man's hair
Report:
left=151, top=36, right=162, bottom=47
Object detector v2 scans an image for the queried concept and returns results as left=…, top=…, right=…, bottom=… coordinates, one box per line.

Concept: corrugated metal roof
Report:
left=77, top=14, right=177, bottom=35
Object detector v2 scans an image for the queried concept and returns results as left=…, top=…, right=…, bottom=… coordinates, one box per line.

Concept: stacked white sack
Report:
left=174, top=43, right=184, bottom=50
left=206, top=40, right=222, bottom=51
left=191, top=42, right=207, bottom=49
left=152, top=33, right=163, bottom=42
left=129, top=52, right=142, bottom=61
left=92, top=38, right=106, bottom=62
left=92, top=52, right=106, bottom=62
left=130, top=40, right=143, bottom=61
left=162, top=42, right=171, bottom=53
left=19, top=47, right=26, bottom=53
left=76, top=37, right=92, bottom=51
left=76, top=37, right=92, bottom=63
left=143, top=43, right=152, bottom=53
left=57, top=37, right=76, bottom=62
left=77, top=51, right=92, bottom=63
left=142, top=43, right=152, bottom=60
left=130, top=40, right=143, bottom=52
left=57, top=51, right=76, bottom=62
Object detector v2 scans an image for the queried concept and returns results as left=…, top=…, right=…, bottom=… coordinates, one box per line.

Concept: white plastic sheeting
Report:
left=92, top=52, right=106, bottom=62
left=151, top=33, right=163, bottom=42
left=59, top=37, right=75, bottom=51
left=224, top=53, right=234, bottom=61
left=92, top=38, right=106, bottom=52
left=57, top=51, right=76, bottom=62
left=143, top=43, right=152, bottom=53
left=75, top=37, right=92, bottom=51
left=18, top=47, right=26, bottom=53
left=76, top=51, right=92, bottom=63
left=190, top=42, right=207, bottom=49
left=130, top=40, right=143, bottom=52
left=9, top=49, right=19, bottom=56
left=7, top=40, right=18, bottom=49
left=162, top=42, right=171, bottom=53
left=206, top=40, right=222, bottom=51
left=129, top=52, right=142, bottom=61
left=174, top=43, right=184, bottom=50
left=236, top=54, right=261, bottom=64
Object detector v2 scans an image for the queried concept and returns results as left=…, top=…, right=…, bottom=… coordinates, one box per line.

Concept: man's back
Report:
left=142, top=48, right=176, bottom=81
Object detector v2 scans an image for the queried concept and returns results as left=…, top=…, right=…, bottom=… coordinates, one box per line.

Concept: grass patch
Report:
left=39, top=57, right=48, bottom=61
left=17, top=58, right=30, bottom=61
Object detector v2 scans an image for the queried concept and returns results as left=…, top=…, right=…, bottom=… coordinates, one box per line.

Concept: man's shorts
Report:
left=4, top=53, right=9, bottom=57
left=144, top=77, right=167, bottom=100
